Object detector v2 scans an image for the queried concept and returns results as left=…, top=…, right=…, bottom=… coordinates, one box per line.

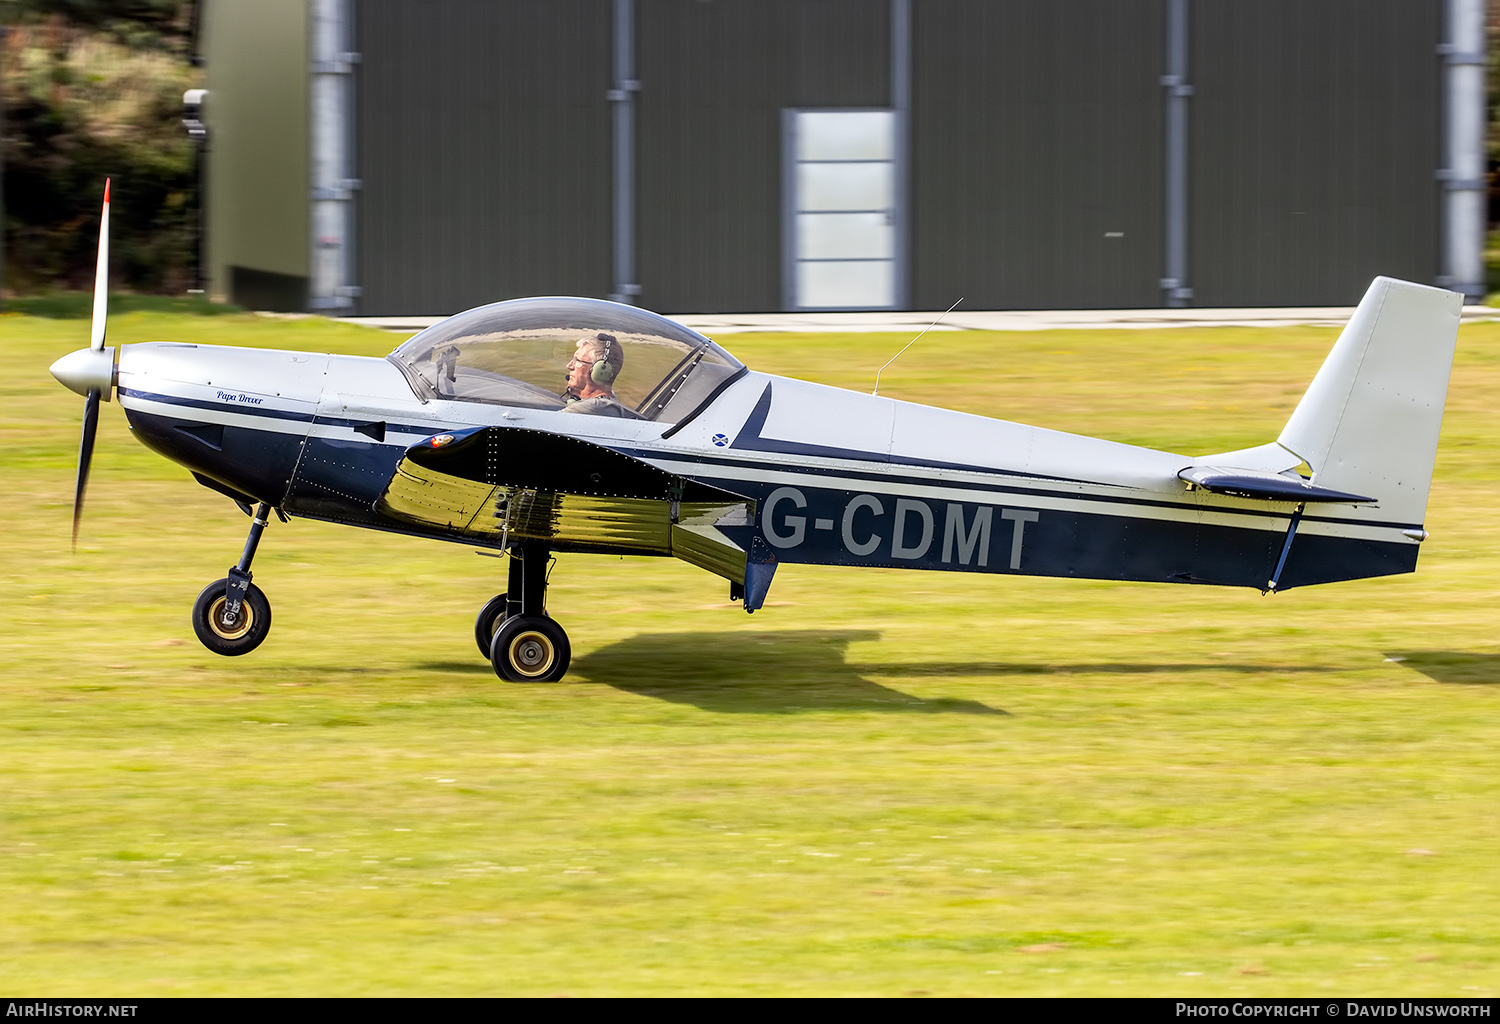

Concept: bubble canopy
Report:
left=388, top=297, right=745, bottom=423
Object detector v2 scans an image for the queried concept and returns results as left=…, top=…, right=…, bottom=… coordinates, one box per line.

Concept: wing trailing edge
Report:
left=374, top=426, right=758, bottom=591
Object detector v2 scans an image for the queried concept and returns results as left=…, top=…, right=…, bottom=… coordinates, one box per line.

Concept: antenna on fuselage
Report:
left=872, top=297, right=962, bottom=397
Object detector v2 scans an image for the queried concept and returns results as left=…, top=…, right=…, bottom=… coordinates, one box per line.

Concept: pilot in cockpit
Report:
left=562, top=332, right=637, bottom=417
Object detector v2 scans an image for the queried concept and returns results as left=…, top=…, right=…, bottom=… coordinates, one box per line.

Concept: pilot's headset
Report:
left=589, top=333, right=619, bottom=386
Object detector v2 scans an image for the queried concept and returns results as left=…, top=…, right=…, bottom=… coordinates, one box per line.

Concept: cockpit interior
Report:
left=389, top=296, right=745, bottom=422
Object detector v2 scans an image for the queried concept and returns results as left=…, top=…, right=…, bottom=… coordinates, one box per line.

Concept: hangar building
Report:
left=200, top=0, right=1486, bottom=316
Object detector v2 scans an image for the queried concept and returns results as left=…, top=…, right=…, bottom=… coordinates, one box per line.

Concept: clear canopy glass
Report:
left=388, top=297, right=744, bottom=422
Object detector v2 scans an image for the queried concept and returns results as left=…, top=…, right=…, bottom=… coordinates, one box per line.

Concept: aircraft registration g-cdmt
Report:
left=53, top=189, right=1461, bottom=681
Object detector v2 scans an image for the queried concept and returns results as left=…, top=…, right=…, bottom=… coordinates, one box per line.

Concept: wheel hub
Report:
left=208, top=596, right=255, bottom=640
left=508, top=631, right=555, bottom=677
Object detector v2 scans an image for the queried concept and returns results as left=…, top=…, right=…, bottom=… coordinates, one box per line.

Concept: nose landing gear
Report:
left=191, top=502, right=277, bottom=656
left=485, top=543, right=570, bottom=682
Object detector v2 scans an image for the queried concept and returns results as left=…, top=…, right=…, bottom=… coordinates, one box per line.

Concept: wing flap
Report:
left=380, top=459, right=500, bottom=533
left=375, top=427, right=753, bottom=582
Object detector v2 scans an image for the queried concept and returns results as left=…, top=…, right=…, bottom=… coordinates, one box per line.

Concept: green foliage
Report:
left=3, top=288, right=235, bottom=317
left=2, top=1, right=193, bottom=51
left=2, top=2, right=201, bottom=294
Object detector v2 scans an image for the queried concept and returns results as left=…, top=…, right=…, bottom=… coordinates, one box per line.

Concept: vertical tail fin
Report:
left=1277, top=277, right=1462, bottom=526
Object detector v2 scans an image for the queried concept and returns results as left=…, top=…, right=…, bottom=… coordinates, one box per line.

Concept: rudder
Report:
left=1277, top=277, right=1461, bottom=527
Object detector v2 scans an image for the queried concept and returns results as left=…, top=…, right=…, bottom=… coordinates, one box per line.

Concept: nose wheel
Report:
left=192, top=502, right=278, bottom=656
left=485, top=543, right=569, bottom=681
left=192, top=578, right=272, bottom=655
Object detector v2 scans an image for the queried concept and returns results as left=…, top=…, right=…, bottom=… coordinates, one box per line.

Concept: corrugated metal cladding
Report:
left=636, top=0, right=890, bottom=314
left=912, top=0, right=1167, bottom=311
left=1189, top=0, right=1441, bottom=307
left=343, top=0, right=1448, bottom=315
left=355, top=0, right=612, bottom=316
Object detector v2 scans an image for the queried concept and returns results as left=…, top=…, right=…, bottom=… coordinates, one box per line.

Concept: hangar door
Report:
left=784, top=109, right=899, bottom=310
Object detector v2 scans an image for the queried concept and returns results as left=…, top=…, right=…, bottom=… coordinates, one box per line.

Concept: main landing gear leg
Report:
left=488, top=542, right=569, bottom=682
left=472, top=548, right=537, bottom=657
left=191, top=502, right=275, bottom=656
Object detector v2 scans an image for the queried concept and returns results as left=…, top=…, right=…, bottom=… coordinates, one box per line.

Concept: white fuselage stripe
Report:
left=121, top=391, right=1409, bottom=546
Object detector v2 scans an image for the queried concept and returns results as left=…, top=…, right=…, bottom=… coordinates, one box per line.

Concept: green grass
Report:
left=2, top=309, right=1498, bottom=995
left=1, top=292, right=245, bottom=320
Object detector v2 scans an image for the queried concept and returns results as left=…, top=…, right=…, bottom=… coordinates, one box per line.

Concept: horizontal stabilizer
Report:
left=1178, top=466, right=1373, bottom=504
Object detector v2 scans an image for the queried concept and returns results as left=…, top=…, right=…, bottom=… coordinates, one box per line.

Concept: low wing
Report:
left=375, top=426, right=755, bottom=586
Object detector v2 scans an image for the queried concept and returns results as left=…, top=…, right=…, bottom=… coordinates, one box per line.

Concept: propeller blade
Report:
left=73, top=387, right=100, bottom=550
left=72, top=180, right=112, bottom=549
left=89, top=179, right=110, bottom=352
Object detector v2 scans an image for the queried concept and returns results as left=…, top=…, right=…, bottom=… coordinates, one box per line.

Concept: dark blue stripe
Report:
left=709, top=382, right=1419, bottom=529
left=121, top=387, right=434, bottom=439
left=121, top=387, right=316, bottom=423
left=122, top=388, right=1422, bottom=534
left=729, top=382, right=1098, bottom=485
left=625, top=445, right=1421, bottom=532
left=702, top=481, right=1419, bottom=591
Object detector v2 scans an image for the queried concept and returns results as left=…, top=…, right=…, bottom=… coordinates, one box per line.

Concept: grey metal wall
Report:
left=912, top=0, right=1167, bottom=311
left=1188, top=0, right=1442, bottom=307
left=355, top=0, right=612, bottom=316
left=342, top=0, right=1449, bottom=316
left=636, top=0, right=890, bottom=314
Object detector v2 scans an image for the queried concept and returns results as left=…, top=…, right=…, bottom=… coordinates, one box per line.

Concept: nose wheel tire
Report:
left=489, top=615, right=570, bottom=682
left=191, top=578, right=272, bottom=656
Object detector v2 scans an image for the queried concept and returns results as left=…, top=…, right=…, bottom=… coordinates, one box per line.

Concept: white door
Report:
left=786, top=109, right=898, bottom=310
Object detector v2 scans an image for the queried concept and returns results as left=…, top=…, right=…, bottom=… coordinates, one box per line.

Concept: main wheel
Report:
left=489, top=615, right=570, bottom=682
left=473, top=594, right=510, bottom=657
left=191, top=578, right=272, bottom=656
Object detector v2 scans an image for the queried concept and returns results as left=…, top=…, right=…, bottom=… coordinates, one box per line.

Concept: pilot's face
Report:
left=565, top=343, right=597, bottom=393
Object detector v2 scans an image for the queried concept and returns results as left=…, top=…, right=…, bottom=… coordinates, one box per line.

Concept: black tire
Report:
left=473, top=593, right=510, bottom=657
left=191, top=578, right=272, bottom=656
left=489, top=615, right=570, bottom=682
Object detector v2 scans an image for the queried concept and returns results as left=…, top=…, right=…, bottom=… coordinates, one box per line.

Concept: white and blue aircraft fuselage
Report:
left=50, top=193, right=1461, bottom=681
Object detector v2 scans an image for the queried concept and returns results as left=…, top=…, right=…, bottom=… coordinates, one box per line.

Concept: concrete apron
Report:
left=336, top=305, right=1500, bottom=335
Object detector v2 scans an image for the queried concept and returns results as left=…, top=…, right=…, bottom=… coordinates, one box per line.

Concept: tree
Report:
left=2, top=0, right=200, bottom=292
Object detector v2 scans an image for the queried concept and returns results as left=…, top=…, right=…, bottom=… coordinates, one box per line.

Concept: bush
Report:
left=2, top=3, right=201, bottom=294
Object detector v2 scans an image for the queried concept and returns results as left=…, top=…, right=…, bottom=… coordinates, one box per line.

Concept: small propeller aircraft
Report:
left=52, top=184, right=1462, bottom=681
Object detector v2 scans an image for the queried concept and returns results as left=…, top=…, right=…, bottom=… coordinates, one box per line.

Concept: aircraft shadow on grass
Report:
left=566, top=629, right=1008, bottom=715
left=1387, top=651, right=1500, bottom=686
left=417, top=631, right=1340, bottom=715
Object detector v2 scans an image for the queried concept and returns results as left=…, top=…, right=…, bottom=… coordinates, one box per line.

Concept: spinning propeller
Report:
left=49, top=180, right=117, bottom=549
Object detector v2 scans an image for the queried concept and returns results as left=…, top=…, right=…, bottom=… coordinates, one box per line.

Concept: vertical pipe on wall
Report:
left=609, top=0, right=640, bottom=305
left=891, top=0, right=912, bottom=311
left=1160, top=0, right=1191, bottom=308
left=781, top=110, right=797, bottom=312
left=1439, top=0, right=1486, bottom=302
left=309, top=0, right=357, bottom=312
left=1, top=26, right=7, bottom=309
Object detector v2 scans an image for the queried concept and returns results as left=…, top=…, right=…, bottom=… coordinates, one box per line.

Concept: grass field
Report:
left=2, top=308, right=1498, bottom=996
